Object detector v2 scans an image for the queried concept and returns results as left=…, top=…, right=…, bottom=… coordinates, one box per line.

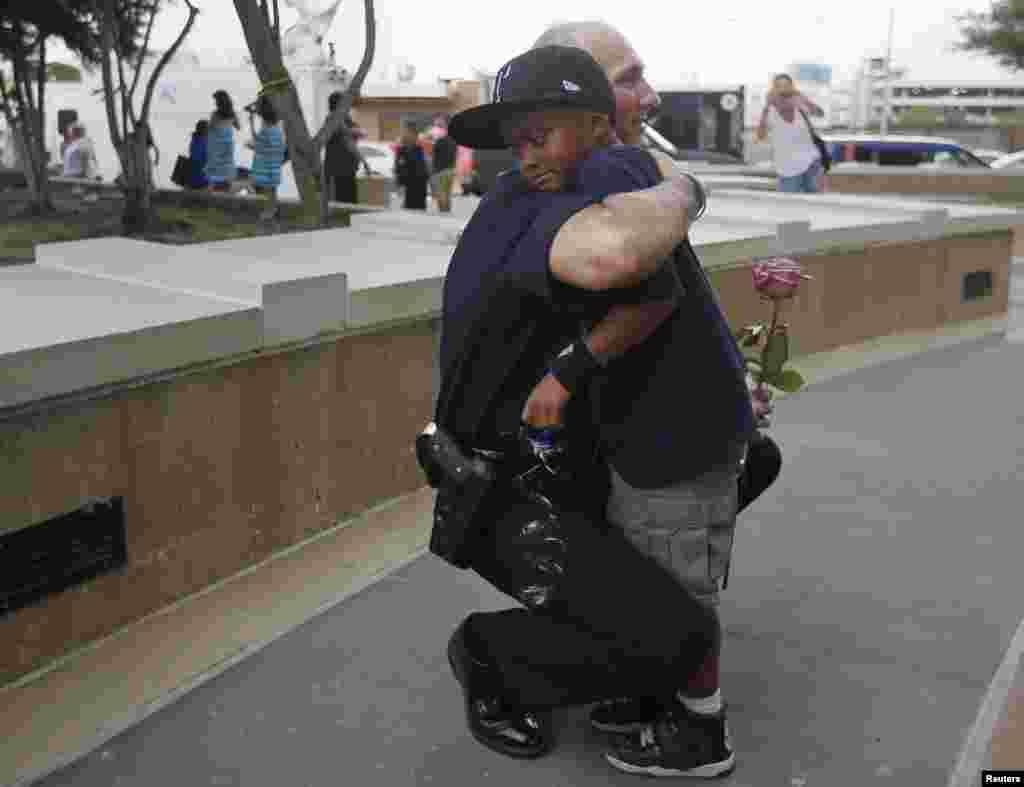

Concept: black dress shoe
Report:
left=447, top=622, right=556, bottom=759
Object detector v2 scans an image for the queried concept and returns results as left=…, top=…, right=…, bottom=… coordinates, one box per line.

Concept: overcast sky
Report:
left=140, top=0, right=1014, bottom=86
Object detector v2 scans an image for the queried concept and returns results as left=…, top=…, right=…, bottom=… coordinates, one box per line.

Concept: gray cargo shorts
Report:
left=606, top=444, right=746, bottom=607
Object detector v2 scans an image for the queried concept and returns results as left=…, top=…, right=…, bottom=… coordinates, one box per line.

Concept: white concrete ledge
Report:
left=0, top=266, right=262, bottom=409
left=711, top=188, right=1024, bottom=225
left=196, top=230, right=451, bottom=327
left=35, top=238, right=350, bottom=345
left=6, top=189, right=1023, bottom=413
left=349, top=210, right=466, bottom=245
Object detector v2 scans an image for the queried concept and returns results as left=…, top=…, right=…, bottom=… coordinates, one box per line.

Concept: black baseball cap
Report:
left=449, top=46, right=616, bottom=150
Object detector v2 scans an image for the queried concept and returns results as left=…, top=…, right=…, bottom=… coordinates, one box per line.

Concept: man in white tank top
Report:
left=755, top=73, right=825, bottom=193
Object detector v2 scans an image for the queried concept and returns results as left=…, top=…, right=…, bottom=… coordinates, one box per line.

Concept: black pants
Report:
left=460, top=476, right=718, bottom=712
left=333, top=175, right=358, bottom=204
left=738, top=432, right=782, bottom=515
left=403, top=177, right=428, bottom=210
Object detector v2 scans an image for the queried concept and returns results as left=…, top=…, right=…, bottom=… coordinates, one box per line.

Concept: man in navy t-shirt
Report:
left=433, top=46, right=735, bottom=778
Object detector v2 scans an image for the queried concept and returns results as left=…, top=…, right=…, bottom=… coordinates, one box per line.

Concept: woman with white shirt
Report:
left=755, top=73, right=826, bottom=193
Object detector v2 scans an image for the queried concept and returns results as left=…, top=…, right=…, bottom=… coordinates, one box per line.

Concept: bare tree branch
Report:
left=99, top=0, right=124, bottom=150
left=115, top=33, right=133, bottom=134
left=139, top=0, right=198, bottom=124
left=128, top=0, right=159, bottom=112
left=13, top=50, right=36, bottom=121
left=312, top=0, right=375, bottom=151
left=35, top=34, right=47, bottom=170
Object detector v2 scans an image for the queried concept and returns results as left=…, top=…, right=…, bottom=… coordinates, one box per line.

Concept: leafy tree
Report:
left=233, top=0, right=375, bottom=224
left=956, top=0, right=1024, bottom=72
left=0, top=1, right=102, bottom=213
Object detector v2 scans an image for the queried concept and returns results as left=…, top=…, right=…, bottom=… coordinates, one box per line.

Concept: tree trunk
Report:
left=10, top=53, right=53, bottom=215
left=274, top=89, right=320, bottom=222
left=233, top=0, right=321, bottom=222
left=119, top=131, right=152, bottom=234
left=10, top=120, right=38, bottom=192
left=32, top=36, right=53, bottom=214
left=234, top=0, right=376, bottom=225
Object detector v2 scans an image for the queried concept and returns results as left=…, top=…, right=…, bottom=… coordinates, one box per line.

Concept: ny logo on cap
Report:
left=562, top=80, right=581, bottom=93
left=493, top=64, right=513, bottom=102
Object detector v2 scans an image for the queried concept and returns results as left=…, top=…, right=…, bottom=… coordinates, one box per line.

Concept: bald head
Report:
left=532, top=20, right=658, bottom=145
left=531, top=20, right=618, bottom=50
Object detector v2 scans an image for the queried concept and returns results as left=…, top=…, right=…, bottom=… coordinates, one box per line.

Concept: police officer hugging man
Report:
left=417, top=45, right=747, bottom=778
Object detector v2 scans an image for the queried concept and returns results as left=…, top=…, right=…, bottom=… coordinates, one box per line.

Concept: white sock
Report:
left=677, top=689, right=723, bottom=716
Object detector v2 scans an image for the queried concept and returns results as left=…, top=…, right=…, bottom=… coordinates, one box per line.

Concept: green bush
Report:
left=46, top=63, right=82, bottom=82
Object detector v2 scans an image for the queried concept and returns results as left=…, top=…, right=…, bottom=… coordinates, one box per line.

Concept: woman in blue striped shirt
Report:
left=247, top=96, right=285, bottom=220
left=206, top=90, right=240, bottom=192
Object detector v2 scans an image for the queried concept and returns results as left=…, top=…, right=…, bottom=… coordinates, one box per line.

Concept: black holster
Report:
left=416, top=423, right=497, bottom=569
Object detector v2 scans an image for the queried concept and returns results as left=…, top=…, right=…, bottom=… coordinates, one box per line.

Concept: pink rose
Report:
left=752, top=257, right=812, bottom=300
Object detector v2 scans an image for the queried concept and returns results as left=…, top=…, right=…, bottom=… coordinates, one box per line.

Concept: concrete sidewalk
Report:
left=4, top=312, right=1024, bottom=787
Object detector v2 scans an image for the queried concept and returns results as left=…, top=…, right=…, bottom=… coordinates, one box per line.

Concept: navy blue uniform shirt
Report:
left=436, top=171, right=602, bottom=446
left=575, top=146, right=755, bottom=487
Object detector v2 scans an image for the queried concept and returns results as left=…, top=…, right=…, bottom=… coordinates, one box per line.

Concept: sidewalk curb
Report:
left=5, top=544, right=430, bottom=787
left=948, top=616, right=1024, bottom=787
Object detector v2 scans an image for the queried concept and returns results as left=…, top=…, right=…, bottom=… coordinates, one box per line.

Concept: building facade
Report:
left=887, top=81, right=1024, bottom=125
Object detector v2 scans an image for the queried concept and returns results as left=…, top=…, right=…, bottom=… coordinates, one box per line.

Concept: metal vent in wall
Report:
left=962, top=270, right=993, bottom=303
left=1, top=497, right=126, bottom=617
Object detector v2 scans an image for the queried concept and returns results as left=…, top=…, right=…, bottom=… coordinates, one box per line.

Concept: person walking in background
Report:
left=430, top=115, right=457, bottom=213
left=188, top=120, right=210, bottom=190
left=62, top=123, right=86, bottom=178
left=755, top=73, right=826, bottom=193
left=206, top=89, right=240, bottom=192
left=62, top=123, right=98, bottom=179
left=324, top=91, right=369, bottom=204
left=247, top=96, right=286, bottom=220
left=395, top=122, right=429, bottom=210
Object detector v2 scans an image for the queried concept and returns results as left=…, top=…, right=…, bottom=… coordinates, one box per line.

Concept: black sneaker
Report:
left=590, top=696, right=663, bottom=734
left=447, top=623, right=555, bottom=759
left=604, top=704, right=735, bottom=778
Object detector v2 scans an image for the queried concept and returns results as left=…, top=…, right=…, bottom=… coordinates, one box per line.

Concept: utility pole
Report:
left=879, top=8, right=895, bottom=135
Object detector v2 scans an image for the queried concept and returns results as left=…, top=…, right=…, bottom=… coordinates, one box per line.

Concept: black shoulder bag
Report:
left=799, top=110, right=832, bottom=173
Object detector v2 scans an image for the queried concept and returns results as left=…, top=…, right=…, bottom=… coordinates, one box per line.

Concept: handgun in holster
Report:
left=415, top=422, right=496, bottom=569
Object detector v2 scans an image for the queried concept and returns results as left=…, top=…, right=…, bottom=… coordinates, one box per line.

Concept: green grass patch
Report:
left=0, top=201, right=354, bottom=257
left=154, top=205, right=264, bottom=243
left=0, top=221, right=90, bottom=257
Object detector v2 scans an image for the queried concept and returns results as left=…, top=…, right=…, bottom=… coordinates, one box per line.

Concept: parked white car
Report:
left=971, top=148, right=1008, bottom=166
left=358, top=142, right=396, bottom=177
left=989, top=150, right=1024, bottom=170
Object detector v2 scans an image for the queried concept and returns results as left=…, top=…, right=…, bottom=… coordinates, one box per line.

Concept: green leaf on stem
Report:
left=761, top=330, right=789, bottom=378
left=763, top=367, right=806, bottom=393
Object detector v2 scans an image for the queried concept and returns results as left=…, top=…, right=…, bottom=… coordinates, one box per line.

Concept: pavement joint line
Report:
left=948, top=615, right=1024, bottom=787
left=6, top=546, right=431, bottom=787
